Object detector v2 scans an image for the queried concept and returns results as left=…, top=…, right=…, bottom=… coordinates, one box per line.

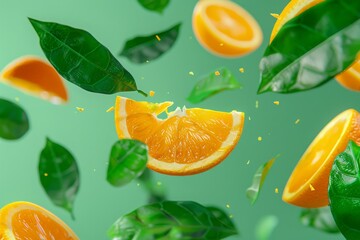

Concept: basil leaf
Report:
left=207, top=206, right=236, bottom=231
left=138, top=169, right=167, bottom=203
left=246, top=155, right=278, bottom=205
left=108, top=201, right=238, bottom=240
left=300, top=207, right=339, bottom=234
left=187, top=68, right=242, bottom=104
left=255, top=215, right=278, bottom=240
left=39, top=138, right=80, bottom=219
left=120, top=23, right=181, bottom=64
left=29, top=18, right=145, bottom=96
left=137, top=0, right=170, bottom=14
left=258, top=0, right=360, bottom=94
left=0, top=98, right=29, bottom=140
left=107, top=139, right=148, bottom=187
left=329, top=140, right=360, bottom=240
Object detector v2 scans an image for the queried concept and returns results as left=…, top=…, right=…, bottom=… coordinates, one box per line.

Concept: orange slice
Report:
left=283, top=109, right=360, bottom=208
left=192, top=0, right=262, bottom=57
left=114, top=96, right=244, bottom=175
left=0, top=201, right=78, bottom=239
left=1, top=56, right=68, bottom=104
left=270, top=0, right=360, bottom=91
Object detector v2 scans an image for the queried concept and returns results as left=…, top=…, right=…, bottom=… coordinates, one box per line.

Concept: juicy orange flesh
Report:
left=11, top=209, right=75, bottom=240
left=206, top=6, right=253, bottom=41
left=124, top=100, right=233, bottom=163
left=2, top=59, right=67, bottom=101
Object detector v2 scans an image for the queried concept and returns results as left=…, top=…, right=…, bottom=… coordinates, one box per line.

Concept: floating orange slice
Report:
left=270, top=0, right=360, bottom=92
left=192, top=0, right=262, bottom=57
left=283, top=109, right=360, bottom=208
left=114, top=96, right=244, bottom=175
left=1, top=56, right=68, bottom=104
left=0, top=201, right=78, bottom=239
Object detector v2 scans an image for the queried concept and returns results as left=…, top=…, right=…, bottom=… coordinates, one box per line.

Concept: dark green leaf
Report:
left=120, top=23, right=181, bottom=64
left=107, top=139, right=148, bottom=187
left=29, top=18, right=146, bottom=96
left=0, top=98, right=29, bottom=140
left=300, top=207, right=339, bottom=234
left=187, top=68, right=242, bottom=104
left=258, top=0, right=360, bottom=94
left=255, top=215, right=278, bottom=240
left=138, top=168, right=167, bottom=204
left=108, top=201, right=238, bottom=240
left=207, top=206, right=236, bottom=231
left=246, top=155, right=278, bottom=205
left=137, top=0, right=170, bottom=13
left=39, top=137, right=80, bottom=219
left=329, top=140, right=360, bottom=239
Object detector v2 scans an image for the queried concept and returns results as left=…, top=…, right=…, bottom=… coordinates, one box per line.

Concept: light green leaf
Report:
left=300, top=207, right=339, bottom=234
left=255, top=215, right=279, bottom=240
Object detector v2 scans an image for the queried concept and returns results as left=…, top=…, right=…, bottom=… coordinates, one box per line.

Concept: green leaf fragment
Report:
left=246, top=155, right=279, bottom=205
left=255, top=215, right=279, bottom=240
left=258, top=0, right=360, bottom=94
left=0, top=98, right=29, bottom=140
left=329, top=140, right=360, bottom=240
left=39, top=137, right=80, bottom=219
left=187, top=68, right=242, bottom=104
left=300, top=207, right=339, bottom=234
left=107, top=139, right=148, bottom=187
left=120, top=23, right=181, bottom=64
left=108, top=201, right=238, bottom=240
left=137, top=0, right=170, bottom=13
left=29, top=18, right=143, bottom=95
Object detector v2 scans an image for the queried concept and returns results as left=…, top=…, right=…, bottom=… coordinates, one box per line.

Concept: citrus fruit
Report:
left=0, top=201, right=78, bottom=239
left=192, top=0, right=262, bottom=57
left=270, top=0, right=360, bottom=91
left=282, top=109, right=360, bottom=208
left=114, top=96, right=244, bottom=175
left=1, top=56, right=68, bottom=104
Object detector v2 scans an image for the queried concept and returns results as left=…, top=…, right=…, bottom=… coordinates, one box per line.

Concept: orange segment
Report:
left=283, top=109, right=360, bottom=208
left=0, top=201, right=78, bottom=240
left=335, top=60, right=360, bottom=91
left=1, top=56, right=68, bottom=104
left=192, top=0, right=262, bottom=57
left=114, top=96, right=244, bottom=175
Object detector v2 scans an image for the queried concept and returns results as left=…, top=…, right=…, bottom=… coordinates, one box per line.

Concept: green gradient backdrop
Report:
left=0, top=0, right=356, bottom=239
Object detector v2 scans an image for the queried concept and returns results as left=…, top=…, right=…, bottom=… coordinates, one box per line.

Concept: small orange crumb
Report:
left=310, top=184, right=315, bottom=191
left=76, top=107, right=84, bottom=112
left=149, top=90, right=155, bottom=97
left=219, top=43, right=224, bottom=47
left=215, top=71, right=220, bottom=76
left=155, top=35, right=161, bottom=41
left=44, top=173, right=48, bottom=177
left=106, top=106, right=114, bottom=113
left=295, top=119, right=300, bottom=124
left=226, top=204, right=230, bottom=208
left=239, top=68, right=245, bottom=73
left=255, top=100, right=259, bottom=108
left=258, top=136, right=262, bottom=141
left=275, top=188, right=279, bottom=194
left=273, top=101, right=280, bottom=105
left=189, top=71, right=194, bottom=76
left=270, top=13, right=280, bottom=19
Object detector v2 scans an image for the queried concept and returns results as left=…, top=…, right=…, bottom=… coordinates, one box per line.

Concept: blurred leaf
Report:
left=120, top=23, right=181, bottom=64
left=137, top=0, right=170, bottom=13
left=300, top=207, right=339, bottom=233
left=39, top=138, right=80, bottom=219
left=138, top=169, right=166, bottom=203
left=107, top=139, right=148, bottom=187
left=108, top=201, right=238, bottom=240
left=246, top=155, right=279, bottom=205
left=258, top=0, right=360, bottom=94
left=255, top=215, right=279, bottom=240
left=329, top=140, right=360, bottom=239
left=207, top=206, right=236, bottom=231
left=0, top=98, right=29, bottom=140
left=187, top=68, right=242, bottom=104
left=29, top=18, right=146, bottom=96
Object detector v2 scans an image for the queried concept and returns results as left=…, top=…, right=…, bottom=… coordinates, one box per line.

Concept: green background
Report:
left=0, top=0, right=356, bottom=239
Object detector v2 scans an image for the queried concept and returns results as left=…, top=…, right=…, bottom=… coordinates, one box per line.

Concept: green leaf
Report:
left=300, top=207, right=339, bottom=234
left=206, top=206, right=236, bottom=232
left=120, top=23, right=181, bottom=64
left=137, top=0, right=170, bottom=13
left=329, top=140, right=360, bottom=240
left=258, top=0, right=360, bottom=94
left=255, top=215, right=279, bottom=240
left=39, top=137, right=80, bottom=219
left=187, top=68, right=242, bottom=104
left=29, top=18, right=146, bottom=96
left=138, top=169, right=167, bottom=204
left=0, top=98, right=29, bottom=140
left=246, top=155, right=278, bottom=205
left=107, top=139, right=148, bottom=187
left=108, top=201, right=238, bottom=240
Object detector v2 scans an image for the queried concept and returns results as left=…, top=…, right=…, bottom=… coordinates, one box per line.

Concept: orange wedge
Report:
left=270, top=0, right=360, bottom=91
left=0, top=201, right=78, bottom=239
left=1, top=56, right=68, bottom=104
left=192, top=0, right=262, bottom=57
left=114, top=96, right=244, bottom=175
left=283, top=109, right=360, bottom=208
